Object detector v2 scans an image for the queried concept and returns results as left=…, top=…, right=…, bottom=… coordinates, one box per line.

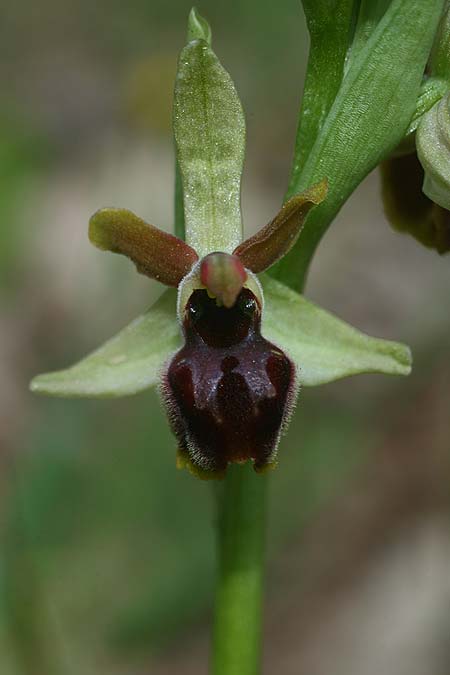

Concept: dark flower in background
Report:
left=381, top=151, right=450, bottom=254
left=381, top=8, right=450, bottom=255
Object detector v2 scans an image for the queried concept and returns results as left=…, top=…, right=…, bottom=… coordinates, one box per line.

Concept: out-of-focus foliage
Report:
left=1, top=391, right=366, bottom=673
left=0, top=113, right=52, bottom=285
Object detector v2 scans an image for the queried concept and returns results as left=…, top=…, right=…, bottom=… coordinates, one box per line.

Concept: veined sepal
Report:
left=173, top=16, right=245, bottom=257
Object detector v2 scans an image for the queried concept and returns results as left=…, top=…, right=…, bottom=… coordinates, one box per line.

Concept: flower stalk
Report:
left=212, top=465, right=267, bottom=675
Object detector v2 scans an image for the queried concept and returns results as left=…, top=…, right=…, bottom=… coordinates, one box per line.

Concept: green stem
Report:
left=212, top=464, right=267, bottom=675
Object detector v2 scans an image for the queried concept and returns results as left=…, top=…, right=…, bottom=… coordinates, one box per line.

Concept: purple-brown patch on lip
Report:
left=162, top=288, right=296, bottom=477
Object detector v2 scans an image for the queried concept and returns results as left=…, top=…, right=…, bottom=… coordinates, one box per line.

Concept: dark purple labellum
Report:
left=162, top=288, right=296, bottom=478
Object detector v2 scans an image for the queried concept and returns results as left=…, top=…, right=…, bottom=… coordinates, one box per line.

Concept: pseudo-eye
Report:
left=87, top=180, right=327, bottom=478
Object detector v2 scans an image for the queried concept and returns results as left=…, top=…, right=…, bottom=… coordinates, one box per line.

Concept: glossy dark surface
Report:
left=163, top=289, right=295, bottom=476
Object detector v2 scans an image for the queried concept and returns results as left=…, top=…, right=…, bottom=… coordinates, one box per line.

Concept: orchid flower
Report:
left=31, top=9, right=412, bottom=479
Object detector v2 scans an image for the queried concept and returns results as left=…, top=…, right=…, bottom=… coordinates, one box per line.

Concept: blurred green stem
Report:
left=212, top=464, right=267, bottom=675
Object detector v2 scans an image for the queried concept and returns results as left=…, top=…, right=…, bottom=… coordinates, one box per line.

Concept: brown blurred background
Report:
left=1, top=1, right=450, bottom=673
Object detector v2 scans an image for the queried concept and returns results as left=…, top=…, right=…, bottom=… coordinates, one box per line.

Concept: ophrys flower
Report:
left=31, top=9, right=412, bottom=478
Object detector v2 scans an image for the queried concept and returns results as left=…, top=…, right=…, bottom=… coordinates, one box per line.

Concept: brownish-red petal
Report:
left=233, top=178, right=328, bottom=273
left=89, top=208, right=199, bottom=286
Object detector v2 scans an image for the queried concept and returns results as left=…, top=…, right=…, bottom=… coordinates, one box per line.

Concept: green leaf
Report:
left=288, top=0, right=356, bottom=189
left=174, top=22, right=245, bottom=257
left=277, top=0, right=445, bottom=292
left=261, top=276, right=411, bottom=386
left=429, top=5, right=450, bottom=82
left=30, top=291, right=181, bottom=398
left=417, top=90, right=450, bottom=211
left=346, top=0, right=391, bottom=67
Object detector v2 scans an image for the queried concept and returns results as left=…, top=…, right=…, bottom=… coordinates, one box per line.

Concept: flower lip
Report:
left=163, top=284, right=296, bottom=477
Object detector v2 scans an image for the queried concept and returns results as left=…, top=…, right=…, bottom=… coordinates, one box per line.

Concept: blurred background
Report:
left=1, top=1, right=450, bottom=673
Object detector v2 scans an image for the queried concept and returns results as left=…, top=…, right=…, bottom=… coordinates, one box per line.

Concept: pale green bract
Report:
left=30, top=278, right=411, bottom=398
